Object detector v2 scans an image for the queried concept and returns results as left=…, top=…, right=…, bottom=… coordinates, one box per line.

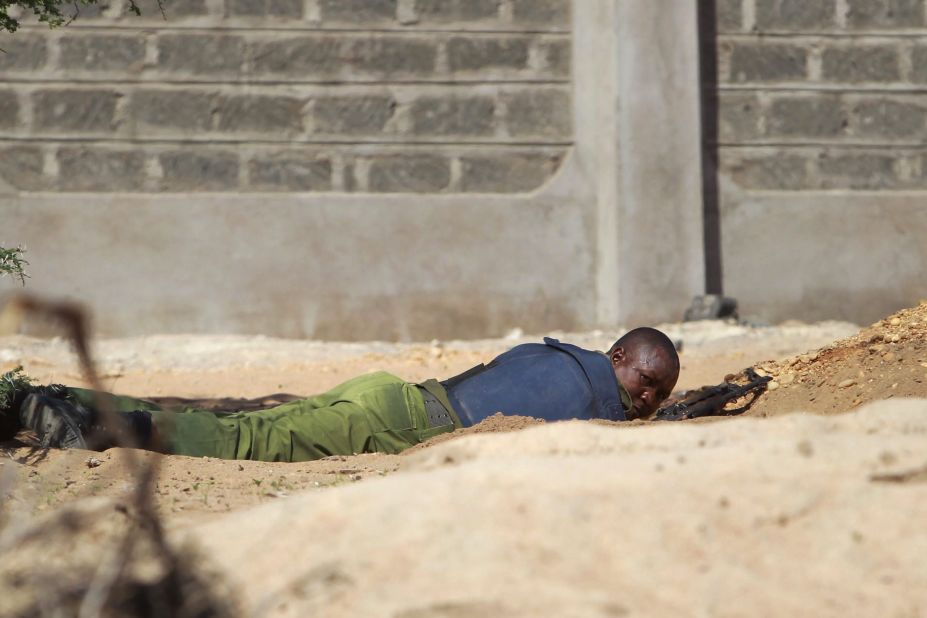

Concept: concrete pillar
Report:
left=574, top=0, right=706, bottom=328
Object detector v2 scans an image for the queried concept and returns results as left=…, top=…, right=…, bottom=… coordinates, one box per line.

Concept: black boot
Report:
left=91, top=409, right=156, bottom=450
left=19, top=393, right=93, bottom=450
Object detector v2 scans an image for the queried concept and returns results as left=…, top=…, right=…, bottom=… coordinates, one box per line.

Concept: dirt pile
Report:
left=0, top=495, right=238, bottom=618
left=1, top=309, right=925, bottom=616
left=0, top=309, right=912, bottom=526
left=190, top=400, right=927, bottom=617
left=744, top=301, right=927, bottom=417
left=405, top=413, right=546, bottom=453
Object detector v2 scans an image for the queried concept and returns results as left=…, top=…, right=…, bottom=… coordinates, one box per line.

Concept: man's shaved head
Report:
left=609, top=328, right=680, bottom=370
left=608, top=327, right=680, bottom=419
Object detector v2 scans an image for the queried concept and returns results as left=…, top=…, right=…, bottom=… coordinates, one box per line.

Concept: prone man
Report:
left=2, top=327, right=679, bottom=462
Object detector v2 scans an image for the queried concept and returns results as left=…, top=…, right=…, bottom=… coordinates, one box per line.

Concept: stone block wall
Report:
left=714, top=0, right=927, bottom=324
left=0, top=0, right=570, bottom=194
left=717, top=0, right=927, bottom=190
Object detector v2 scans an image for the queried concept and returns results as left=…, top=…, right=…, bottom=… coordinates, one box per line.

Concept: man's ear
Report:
left=610, top=346, right=625, bottom=366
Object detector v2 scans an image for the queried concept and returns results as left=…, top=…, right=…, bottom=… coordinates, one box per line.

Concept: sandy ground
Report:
left=0, top=318, right=862, bottom=523
left=2, top=309, right=927, bottom=616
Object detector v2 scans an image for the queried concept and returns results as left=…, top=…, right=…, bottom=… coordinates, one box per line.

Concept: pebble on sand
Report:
left=838, top=379, right=856, bottom=388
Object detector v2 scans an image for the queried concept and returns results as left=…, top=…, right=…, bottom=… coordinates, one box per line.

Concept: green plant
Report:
left=0, top=366, right=33, bottom=439
left=0, top=0, right=150, bottom=33
left=0, top=246, right=27, bottom=285
left=0, top=365, right=33, bottom=411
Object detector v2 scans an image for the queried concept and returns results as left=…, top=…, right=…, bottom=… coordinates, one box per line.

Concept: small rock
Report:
left=799, top=355, right=811, bottom=364
left=754, top=368, right=767, bottom=377
left=780, top=373, right=795, bottom=385
left=890, top=334, right=901, bottom=343
left=788, top=358, right=799, bottom=367
left=504, top=327, right=524, bottom=340
left=809, top=352, right=819, bottom=361
left=86, top=457, right=102, bottom=468
left=838, top=379, right=856, bottom=388
left=883, top=352, right=896, bottom=362
left=767, top=381, right=780, bottom=391
left=890, top=318, right=901, bottom=326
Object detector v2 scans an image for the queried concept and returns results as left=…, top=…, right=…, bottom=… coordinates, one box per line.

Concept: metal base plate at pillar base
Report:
left=684, top=295, right=739, bottom=321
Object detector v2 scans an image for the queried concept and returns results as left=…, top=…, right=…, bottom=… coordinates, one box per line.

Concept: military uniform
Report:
left=14, top=338, right=632, bottom=462
left=65, top=372, right=460, bottom=461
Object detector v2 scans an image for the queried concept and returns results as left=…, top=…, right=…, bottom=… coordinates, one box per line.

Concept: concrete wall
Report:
left=716, top=0, right=927, bottom=323
left=0, top=0, right=704, bottom=339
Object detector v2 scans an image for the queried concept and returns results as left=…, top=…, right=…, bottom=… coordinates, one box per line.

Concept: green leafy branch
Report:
left=0, top=365, right=33, bottom=411
left=0, top=246, right=28, bottom=285
left=0, top=0, right=150, bottom=34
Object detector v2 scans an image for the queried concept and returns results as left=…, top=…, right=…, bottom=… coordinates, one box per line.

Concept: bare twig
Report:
left=0, top=292, right=208, bottom=616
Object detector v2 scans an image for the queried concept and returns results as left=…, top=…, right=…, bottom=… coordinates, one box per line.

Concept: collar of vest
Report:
left=542, top=337, right=628, bottom=421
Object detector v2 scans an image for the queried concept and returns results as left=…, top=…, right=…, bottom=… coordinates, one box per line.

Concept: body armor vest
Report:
left=442, top=337, right=628, bottom=427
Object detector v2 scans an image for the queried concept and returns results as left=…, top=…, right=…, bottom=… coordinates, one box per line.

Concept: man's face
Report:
left=610, top=344, right=678, bottom=419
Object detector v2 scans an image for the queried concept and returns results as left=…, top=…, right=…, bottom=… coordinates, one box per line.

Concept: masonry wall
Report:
left=0, top=0, right=570, bottom=194
left=0, top=1, right=706, bottom=340
left=716, top=0, right=927, bottom=323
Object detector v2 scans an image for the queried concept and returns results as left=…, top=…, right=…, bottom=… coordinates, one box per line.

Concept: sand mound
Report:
left=404, top=413, right=546, bottom=453
left=2, top=308, right=926, bottom=616
left=187, top=399, right=927, bottom=617
left=742, top=301, right=927, bottom=417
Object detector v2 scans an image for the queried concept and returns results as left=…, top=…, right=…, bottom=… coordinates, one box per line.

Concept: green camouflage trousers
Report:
left=67, top=372, right=459, bottom=462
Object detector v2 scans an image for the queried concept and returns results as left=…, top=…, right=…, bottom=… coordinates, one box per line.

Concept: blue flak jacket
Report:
left=442, top=337, right=628, bottom=427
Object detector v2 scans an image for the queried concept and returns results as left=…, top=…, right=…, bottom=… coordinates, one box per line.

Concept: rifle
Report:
left=654, top=368, right=772, bottom=421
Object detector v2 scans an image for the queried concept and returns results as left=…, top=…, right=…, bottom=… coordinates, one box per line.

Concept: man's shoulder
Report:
left=504, top=337, right=598, bottom=354
left=540, top=337, right=609, bottom=364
